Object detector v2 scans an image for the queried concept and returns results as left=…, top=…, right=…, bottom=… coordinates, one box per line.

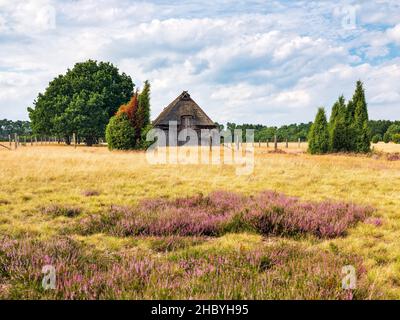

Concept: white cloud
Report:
left=0, top=0, right=400, bottom=125
left=387, top=24, right=400, bottom=43
left=0, top=0, right=56, bottom=34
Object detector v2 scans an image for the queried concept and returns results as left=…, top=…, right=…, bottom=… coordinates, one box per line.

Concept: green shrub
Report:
left=105, top=113, right=136, bottom=150
left=386, top=124, right=400, bottom=137
left=138, top=124, right=154, bottom=149
left=371, top=134, right=382, bottom=144
left=383, top=132, right=391, bottom=143
left=41, top=205, right=81, bottom=218
left=393, top=134, right=400, bottom=144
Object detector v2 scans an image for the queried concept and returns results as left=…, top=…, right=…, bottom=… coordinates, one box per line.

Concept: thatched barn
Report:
left=153, top=91, right=217, bottom=144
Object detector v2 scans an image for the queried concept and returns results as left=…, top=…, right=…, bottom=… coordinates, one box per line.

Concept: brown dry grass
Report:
left=0, top=144, right=400, bottom=298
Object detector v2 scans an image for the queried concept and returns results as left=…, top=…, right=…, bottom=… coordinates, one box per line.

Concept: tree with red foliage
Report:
left=106, top=82, right=151, bottom=150
left=116, top=89, right=139, bottom=126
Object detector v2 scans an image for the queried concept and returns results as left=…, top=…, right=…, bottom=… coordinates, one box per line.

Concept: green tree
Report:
left=358, top=121, right=371, bottom=153
left=369, top=120, right=395, bottom=138
left=393, top=134, right=400, bottom=144
left=28, top=60, right=134, bottom=145
left=105, top=113, right=136, bottom=150
left=105, top=81, right=152, bottom=150
left=385, top=124, right=400, bottom=141
left=352, top=81, right=370, bottom=152
left=345, top=99, right=357, bottom=151
left=352, top=82, right=367, bottom=120
left=346, top=100, right=355, bottom=124
left=371, top=134, right=382, bottom=144
left=136, top=80, right=151, bottom=144
left=383, top=132, right=391, bottom=143
left=0, top=119, right=32, bottom=138
left=308, top=108, right=330, bottom=154
left=139, top=124, right=154, bottom=149
left=329, top=96, right=348, bottom=152
left=329, top=95, right=345, bottom=124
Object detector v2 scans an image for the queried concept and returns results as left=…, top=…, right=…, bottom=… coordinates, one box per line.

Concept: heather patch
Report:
left=0, top=235, right=372, bottom=299
left=365, top=217, right=383, bottom=227
left=387, top=153, right=400, bottom=161
left=77, top=190, right=373, bottom=239
left=41, top=205, right=82, bottom=218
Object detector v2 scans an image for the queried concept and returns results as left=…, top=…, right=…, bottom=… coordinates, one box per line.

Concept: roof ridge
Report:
left=153, top=91, right=215, bottom=127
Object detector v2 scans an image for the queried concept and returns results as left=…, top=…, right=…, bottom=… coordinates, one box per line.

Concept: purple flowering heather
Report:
left=78, top=190, right=373, bottom=239
left=0, top=236, right=371, bottom=299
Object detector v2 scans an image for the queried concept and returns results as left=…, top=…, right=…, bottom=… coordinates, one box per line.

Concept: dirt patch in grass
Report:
left=0, top=199, right=10, bottom=205
left=81, top=190, right=100, bottom=197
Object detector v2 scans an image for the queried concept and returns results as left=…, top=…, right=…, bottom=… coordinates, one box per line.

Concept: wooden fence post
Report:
left=14, top=133, right=18, bottom=150
left=286, top=138, right=288, bottom=148
left=266, top=139, right=269, bottom=148
left=274, top=135, right=277, bottom=151
left=73, top=133, right=77, bottom=149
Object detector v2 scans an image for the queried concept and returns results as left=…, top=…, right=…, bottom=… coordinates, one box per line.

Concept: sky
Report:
left=0, top=0, right=399, bottom=126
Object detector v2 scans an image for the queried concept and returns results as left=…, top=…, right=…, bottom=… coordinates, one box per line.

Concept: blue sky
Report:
left=0, top=0, right=399, bottom=125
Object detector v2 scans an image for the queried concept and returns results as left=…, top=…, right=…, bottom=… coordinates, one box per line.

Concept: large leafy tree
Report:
left=308, top=108, right=330, bottom=154
left=28, top=60, right=134, bottom=145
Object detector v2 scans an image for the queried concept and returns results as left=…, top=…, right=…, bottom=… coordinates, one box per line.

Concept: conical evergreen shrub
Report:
left=308, top=108, right=330, bottom=154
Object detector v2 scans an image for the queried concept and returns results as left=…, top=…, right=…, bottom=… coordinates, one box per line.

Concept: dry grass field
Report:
left=0, top=143, right=400, bottom=299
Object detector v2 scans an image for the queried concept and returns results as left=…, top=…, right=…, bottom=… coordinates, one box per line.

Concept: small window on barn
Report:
left=181, top=115, right=192, bottom=128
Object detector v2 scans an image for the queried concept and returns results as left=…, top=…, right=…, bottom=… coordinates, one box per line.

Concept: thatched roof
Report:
left=153, top=91, right=216, bottom=127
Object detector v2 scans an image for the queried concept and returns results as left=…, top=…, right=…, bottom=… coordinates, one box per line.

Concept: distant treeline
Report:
left=369, top=119, right=400, bottom=141
left=0, top=119, right=32, bottom=139
left=220, top=120, right=400, bottom=143
left=2, top=118, right=399, bottom=143
left=218, top=122, right=313, bottom=142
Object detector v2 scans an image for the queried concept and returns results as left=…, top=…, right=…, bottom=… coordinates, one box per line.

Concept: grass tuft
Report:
left=41, top=205, right=82, bottom=218
left=81, top=190, right=100, bottom=197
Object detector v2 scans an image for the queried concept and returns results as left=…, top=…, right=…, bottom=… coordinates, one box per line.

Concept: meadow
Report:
left=0, top=143, right=400, bottom=299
